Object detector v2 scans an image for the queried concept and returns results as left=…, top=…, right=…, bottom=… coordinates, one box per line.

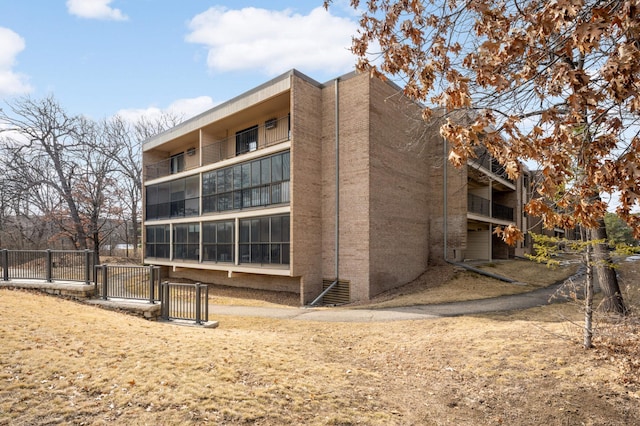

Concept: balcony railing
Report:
left=468, top=194, right=514, bottom=221
left=145, top=115, right=290, bottom=181
left=470, top=147, right=514, bottom=183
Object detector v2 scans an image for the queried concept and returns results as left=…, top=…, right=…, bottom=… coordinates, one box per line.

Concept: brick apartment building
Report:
left=142, top=69, right=531, bottom=305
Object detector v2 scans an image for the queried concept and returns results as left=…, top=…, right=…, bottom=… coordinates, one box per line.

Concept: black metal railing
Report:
left=467, top=194, right=514, bottom=221
left=1, top=249, right=95, bottom=284
left=160, top=281, right=209, bottom=324
left=94, top=264, right=161, bottom=303
left=471, top=147, right=514, bottom=183
left=492, top=202, right=515, bottom=221
left=144, top=115, right=290, bottom=181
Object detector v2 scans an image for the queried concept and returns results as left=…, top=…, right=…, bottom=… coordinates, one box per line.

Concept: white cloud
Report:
left=0, top=27, right=32, bottom=96
left=66, top=0, right=128, bottom=21
left=115, top=96, right=215, bottom=124
left=185, top=6, right=358, bottom=76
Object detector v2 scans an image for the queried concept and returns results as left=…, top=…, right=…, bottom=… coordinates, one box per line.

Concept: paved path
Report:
left=210, top=280, right=576, bottom=323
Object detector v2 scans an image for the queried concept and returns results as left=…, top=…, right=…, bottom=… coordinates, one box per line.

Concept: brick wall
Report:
left=367, top=77, right=431, bottom=296
left=290, top=74, right=324, bottom=304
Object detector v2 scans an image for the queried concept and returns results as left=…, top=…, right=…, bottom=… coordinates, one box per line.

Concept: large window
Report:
left=173, top=223, right=200, bottom=261
left=239, top=215, right=290, bottom=265
left=202, top=151, right=290, bottom=214
left=146, top=175, right=199, bottom=220
left=202, top=221, right=234, bottom=263
left=145, top=225, right=170, bottom=259
left=236, top=125, right=258, bottom=155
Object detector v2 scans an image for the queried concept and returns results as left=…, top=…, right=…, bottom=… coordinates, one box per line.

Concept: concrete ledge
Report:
left=0, top=280, right=95, bottom=299
left=85, top=298, right=162, bottom=321
left=158, top=318, right=219, bottom=328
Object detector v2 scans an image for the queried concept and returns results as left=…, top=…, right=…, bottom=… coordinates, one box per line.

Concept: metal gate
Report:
left=160, top=282, right=209, bottom=324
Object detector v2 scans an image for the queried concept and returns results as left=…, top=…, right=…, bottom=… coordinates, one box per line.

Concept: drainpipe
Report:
left=310, top=78, right=340, bottom=306
left=443, top=136, right=448, bottom=262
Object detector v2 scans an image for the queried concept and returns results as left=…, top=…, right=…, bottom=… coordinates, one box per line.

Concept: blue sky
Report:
left=0, top=0, right=360, bottom=121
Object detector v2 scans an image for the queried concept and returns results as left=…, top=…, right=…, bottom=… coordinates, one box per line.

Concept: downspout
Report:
left=443, top=136, right=448, bottom=262
left=310, top=78, right=340, bottom=306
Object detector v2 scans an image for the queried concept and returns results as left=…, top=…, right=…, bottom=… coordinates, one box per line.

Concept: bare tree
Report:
left=0, top=96, right=91, bottom=249
left=101, top=113, right=183, bottom=258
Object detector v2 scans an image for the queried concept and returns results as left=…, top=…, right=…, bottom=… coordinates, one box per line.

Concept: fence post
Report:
left=148, top=265, right=155, bottom=304
left=45, top=249, right=52, bottom=283
left=102, top=265, right=108, bottom=300
left=84, top=250, right=92, bottom=285
left=161, top=281, right=170, bottom=320
left=203, top=284, right=209, bottom=323
left=195, top=282, right=202, bottom=325
left=2, top=249, right=8, bottom=281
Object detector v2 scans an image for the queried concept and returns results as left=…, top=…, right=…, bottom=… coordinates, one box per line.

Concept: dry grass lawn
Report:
left=1, top=259, right=638, bottom=425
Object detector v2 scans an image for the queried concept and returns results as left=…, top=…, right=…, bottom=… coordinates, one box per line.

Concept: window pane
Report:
left=261, top=158, right=271, bottom=184
left=185, top=198, right=199, bottom=216
left=242, top=189, right=251, bottom=208
left=281, top=181, right=290, bottom=203
left=271, top=216, right=282, bottom=242
left=233, top=190, right=242, bottom=209
left=188, top=224, right=199, bottom=243
left=158, top=202, right=170, bottom=219
left=282, top=152, right=290, bottom=180
left=218, top=193, right=231, bottom=211
left=158, top=182, right=171, bottom=203
left=241, top=163, right=251, bottom=188
left=223, top=168, right=233, bottom=192
left=233, top=165, right=242, bottom=190
left=203, top=244, right=216, bottom=261
left=260, top=217, right=270, bottom=242
left=171, top=200, right=185, bottom=217
left=218, top=245, right=233, bottom=262
left=282, top=215, right=290, bottom=242
left=185, top=175, right=199, bottom=198
left=174, top=225, right=186, bottom=243
left=202, top=195, right=216, bottom=213
left=216, top=170, right=225, bottom=193
left=239, top=244, right=250, bottom=263
left=270, top=244, right=281, bottom=264
left=146, top=205, right=158, bottom=220
left=251, top=244, right=261, bottom=263
left=251, top=219, right=260, bottom=242
left=240, top=220, right=250, bottom=243
left=218, top=222, right=233, bottom=244
left=202, top=172, right=216, bottom=195
left=272, top=154, right=282, bottom=182
left=157, top=244, right=168, bottom=259
left=171, top=179, right=185, bottom=201
left=146, top=186, right=158, bottom=204
left=271, top=183, right=281, bottom=204
left=251, top=188, right=261, bottom=206
left=251, top=161, right=261, bottom=186
left=203, top=223, right=216, bottom=243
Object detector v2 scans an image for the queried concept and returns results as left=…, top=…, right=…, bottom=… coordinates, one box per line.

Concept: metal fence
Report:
left=94, top=264, right=161, bottom=303
left=1, top=249, right=94, bottom=284
left=160, top=282, right=209, bottom=324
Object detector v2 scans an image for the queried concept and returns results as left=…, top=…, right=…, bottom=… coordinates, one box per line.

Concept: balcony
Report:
left=470, top=147, right=514, bottom=183
left=145, top=115, right=290, bottom=181
left=468, top=193, right=514, bottom=221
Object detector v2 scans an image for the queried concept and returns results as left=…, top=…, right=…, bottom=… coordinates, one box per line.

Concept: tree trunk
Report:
left=590, top=220, right=626, bottom=315
left=584, top=246, right=594, bottom=349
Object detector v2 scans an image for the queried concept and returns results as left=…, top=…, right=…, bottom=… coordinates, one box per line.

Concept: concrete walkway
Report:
left=210, top=279, right=577, bottom=323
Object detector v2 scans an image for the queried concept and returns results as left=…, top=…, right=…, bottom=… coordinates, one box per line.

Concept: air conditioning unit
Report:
left=265, top=118, right=277, bottom=129
left=186, top=147, right=196, bottom=156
